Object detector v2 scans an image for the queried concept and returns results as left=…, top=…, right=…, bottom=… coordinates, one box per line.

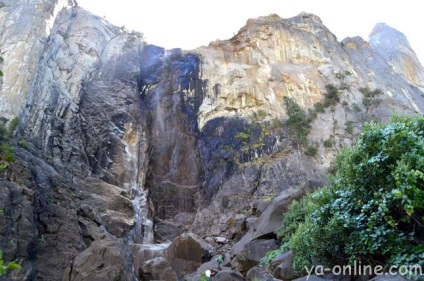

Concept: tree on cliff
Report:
left=278, top=115, right=424, bottom=277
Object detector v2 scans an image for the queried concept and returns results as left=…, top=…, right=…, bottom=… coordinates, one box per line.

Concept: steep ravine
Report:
left=0, top=1, right=424, bottom=280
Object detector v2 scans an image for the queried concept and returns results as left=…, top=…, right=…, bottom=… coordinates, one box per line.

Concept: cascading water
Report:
left=129, top=184, right=154, bottom=244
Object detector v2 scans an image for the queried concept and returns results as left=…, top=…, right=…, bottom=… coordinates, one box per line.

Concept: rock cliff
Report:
left=0, top=1, right=423, bottom=280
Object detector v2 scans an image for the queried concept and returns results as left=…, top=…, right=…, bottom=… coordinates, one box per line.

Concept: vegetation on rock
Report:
left=283, top=96, right=311, bottom=148
left=266, top=115, right=424, bottom=278
left=0, top=250, right=21, bottom=276
left=0, top=117, right=19, bottom=172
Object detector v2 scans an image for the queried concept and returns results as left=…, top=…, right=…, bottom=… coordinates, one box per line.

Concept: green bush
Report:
left=259, top=242, right=290, bottom=266
left=283, top=96, right=310, bottom=147
left=18, top=140, right=28, bottom=150
left=0, top=116, right=19, bottom=171
left=278, top=115, right=424, bottom=277
left=304, top=145, right=317, bottom=157
left=323, top=138, right=333, bottom=148
left=7, top=117, right=19, bottom=137
left=360, top=87, right=383, bottom=111
left=351, top=103, right=362, bottom=113
left=344, top=120, right=354, bottom=134
left=254, top=109, right=267, bottom=120
left=323, top=84, right=340, bottom=107
left=0, top=124, right=7, bottom=143
left=313, top=102, right=325, bottom=113
left=277, top=198, right=312, bottom=242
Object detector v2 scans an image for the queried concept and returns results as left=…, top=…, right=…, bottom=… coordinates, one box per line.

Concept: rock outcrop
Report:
left=0, top=1, right=424, bottom=280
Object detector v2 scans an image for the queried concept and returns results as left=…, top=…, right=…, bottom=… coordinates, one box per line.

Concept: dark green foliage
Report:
left=360, top=87, right=383, bottom=110
left=0, top=124, right=7, bottom=143
left=283, top=96, right=310, bottom=147
left=277, top=115, right=424, bottom=277
left=323, top=138, right=333, bottom=148
left=0, top=117, right=20, bottom=171
left=344, top=120, right=354, bottom=134
left=323, top=84, right=340, bottom=107
left=313, top=102, right=325, bottom=113
left=260, top=242, right=290, bottom=266
left=7, top=117, right=19, bottom=137
left=17, top=140, right=28, bottom=150
left=351, top=103, right=362, bottom=113
left=277, top=198, right=312, bottom=242
left=304, top=145, right=317, bottom=157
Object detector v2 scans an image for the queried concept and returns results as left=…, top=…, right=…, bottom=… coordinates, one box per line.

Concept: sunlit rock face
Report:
left=0, top=0, right=74, bottom=119
left=194, top=13, right=355, bottom=129
left=1, top=1, right=424, bottom=280
left=369, top=23, right=424, bottom=89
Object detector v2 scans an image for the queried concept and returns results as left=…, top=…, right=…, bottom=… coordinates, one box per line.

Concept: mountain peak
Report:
left=368, top=22, right=424, bottom=86
left=369, top=22, right=409, bottom=47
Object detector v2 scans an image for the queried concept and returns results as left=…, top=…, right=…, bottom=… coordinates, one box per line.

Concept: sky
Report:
left=77, top=0, right=424, bottom=64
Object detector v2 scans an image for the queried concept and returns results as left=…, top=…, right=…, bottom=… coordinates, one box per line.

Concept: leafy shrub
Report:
left=283, top=96, right=310, bottom=147
left=277, top=198, right=312, bottom=242
left=254, top=109, right=267, bottom=120
left=0, top=143, right=15, bottom=162
left=360, top=87, right=383, bottom=110
left=18, top=140, right=28, bottom=150
left=259, top=242, right=290, bottom=266
left=278, top=115, right=424, bottom=277
left=313, top=102, right=325, bottom=113
left=344, top=120, right=354, bottom=134
left=323, top=138, right=333, bottom=148
left=323, top=84, right=340, bottom=107
left=304, top=145, right=317, bottom=157
left=235, top=131, right=250, bottom=140
left=7, top=117, right=19, bottom=137
left=351, top=103, right=362, bottom=113
left=0, top=117, right=19, bottom=171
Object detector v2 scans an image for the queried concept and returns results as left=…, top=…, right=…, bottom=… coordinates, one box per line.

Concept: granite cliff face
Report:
left=0, top=1, right=423, bottom=280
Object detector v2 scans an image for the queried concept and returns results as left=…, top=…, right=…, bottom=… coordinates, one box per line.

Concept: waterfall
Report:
left=130, top=186, right=154, bottom=244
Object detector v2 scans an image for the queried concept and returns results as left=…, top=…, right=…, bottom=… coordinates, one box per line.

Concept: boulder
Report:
left=270, top=250, right=295, bottom=280
left=252, top=188, right=305, bottom=239
left=247, top=266, right=282, bottom=281
left=133, top=243, right=170, bottom=274
left=138, top=257, right=178, bottom=281
left=63, top=236, right=133, bottom=281
left=236, top=239, right=279, bottom=273
left=213, top=269, right=246, bottom=281
left=231, top=188, right=304, bottom=265
left=167, top=232, right=214, bottom=277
